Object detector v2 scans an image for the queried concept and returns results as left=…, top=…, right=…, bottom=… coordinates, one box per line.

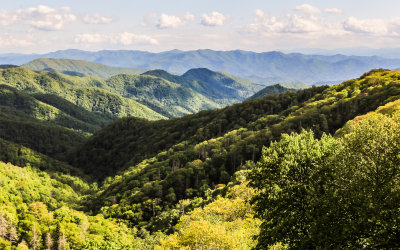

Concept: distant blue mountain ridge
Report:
left=1, top=49, right=400, bottom=85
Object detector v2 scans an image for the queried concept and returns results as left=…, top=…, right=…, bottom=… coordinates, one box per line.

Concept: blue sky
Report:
left=1, top=0, right=400, bottom=53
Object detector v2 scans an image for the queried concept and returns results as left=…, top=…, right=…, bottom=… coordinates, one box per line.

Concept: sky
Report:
left=1, top=0, right=400, bottom=54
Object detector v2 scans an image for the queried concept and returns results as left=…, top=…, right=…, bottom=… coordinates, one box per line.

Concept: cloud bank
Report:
left=201, top=12, right=227, bottom=26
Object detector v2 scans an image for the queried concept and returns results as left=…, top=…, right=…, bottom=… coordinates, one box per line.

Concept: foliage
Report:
left=248, top=131, right=339, bottom=248
left=0, top=161, right=161, bottom=249
left=83, top=69, right=400, bottom=235
left=2, top=69, right=400, bottom=249
left=0, top=84, right=114, bottom=134
left=157, top=179, right=261, bottom=250
left=0, top=67, right=165, bottom=120
left=105, top=74, right=221, bottom=117
left=0, top=106, right=86, bottom=160
left=249, top=108, right=400, bottom=248
left=71, top=86, right=326, bottom=179
left=23, top=58, right=145, bottom=78
left=247, top=84, right=295, bottom=100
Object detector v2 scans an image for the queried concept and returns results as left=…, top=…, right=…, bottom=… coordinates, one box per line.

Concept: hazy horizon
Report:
left=2, top=1, right=400, bottom=54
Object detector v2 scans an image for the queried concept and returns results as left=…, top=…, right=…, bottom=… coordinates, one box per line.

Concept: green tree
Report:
left=248, top=130, right=338, bottom=249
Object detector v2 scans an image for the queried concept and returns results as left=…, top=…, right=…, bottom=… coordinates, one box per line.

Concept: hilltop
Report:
left=23, top=58, right=146, bottom=78
left=3, top=49, right=400, bottom=84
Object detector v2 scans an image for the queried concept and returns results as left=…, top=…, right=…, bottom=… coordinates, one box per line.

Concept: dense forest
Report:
left=1, top=68, right=400, bottom=249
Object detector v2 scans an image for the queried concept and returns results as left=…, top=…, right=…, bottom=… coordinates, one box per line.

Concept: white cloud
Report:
left=146, top=12, right=194, bottom=28
left=246, top=6, right=400, bottom=42
left=157, top=14, right=190, bottom=29
left=74, top=32, right=159, bottom=45
left=343, top=17, right=389, bottom=35
left=157, top=14, right=182, bottom=29
left=83, top=13, right=112, bottom=24
left=201, top=12, right=227, bottom=27
left=324, top=8, right=343, bottom=14
left=0, top=5, right=116, bottom=30
left=0, top=5, right=76, bottom=30
left=295, top=4, right=320, bottom=16
left=0, top=34, right=33, bottom=47
left=17, top=5, right=76, bottom=30
left=0, top=10, right=18, bottom=26
left=248, top=9, right=329, bottom=34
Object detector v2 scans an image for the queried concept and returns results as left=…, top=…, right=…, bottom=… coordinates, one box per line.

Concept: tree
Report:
left=330, top=113, right=400, bottom=248
left=45, top=232, right=53, bottom=250
left=58, top=232, right=67, bottom=250
left=248, top=130, right=338, bottom=249
left=0, top=211, right=7, bottom=239
left=31, top=223, right=40, bottom=250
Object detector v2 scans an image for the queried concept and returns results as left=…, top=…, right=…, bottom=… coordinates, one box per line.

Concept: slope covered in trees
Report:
left=0, top=161, right=160, bottom=249
left=23, top=58, right=146, bottom=78
left=104, top=74, right=223, bottom=117
left=142, top=69, right=261, bottom=105
left=0, top=84, right=114, bottom=133
left=70, top=70, right=400, bottom=235
left=181, top=68, right=259, bottom=99
left=248, top=84, right=295, bottom=100
left=0, top=67, right=165, bottom=120
left=249, top=102, right=400, bottom=248
left=1, top=66, right=261, bottom=120
left=70, top=86, right=326, bottom=179
left=3, top=68, right=400, bottom=248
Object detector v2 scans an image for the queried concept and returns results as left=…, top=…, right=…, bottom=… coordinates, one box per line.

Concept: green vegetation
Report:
left=105, top=74, right=221, bottom=117
left=157, top=177, right=261, bottom=249
left=1, top=65, right=261, bottom=120
left=248, top=84, right=295, bottom=100
left=249, top=109, right=400, bottom=248
left=75, top=69, right=400, bottom=237
left=2, top=68, right=400, bottom=248
left=182, top=68, right=260, bottom=99
left=0, top=161, right=159, bottom=249
left=70, top=86, right=326, bottom=179
left=105, top=69, right=261, bottom=117
left=0, top=84, right=114, bottom=133
left=0, top=67, right=165, bottom=120
left=0, top=65, right=18, bottom=69
left=23, top=58, right=146, bottom=78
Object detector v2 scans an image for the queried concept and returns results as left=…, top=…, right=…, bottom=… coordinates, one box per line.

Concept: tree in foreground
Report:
left=249, top=112, right=400, bottom=248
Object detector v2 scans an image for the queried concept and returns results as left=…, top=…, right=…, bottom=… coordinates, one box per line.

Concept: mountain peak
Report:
left=141, top=69, right=173, bottom=77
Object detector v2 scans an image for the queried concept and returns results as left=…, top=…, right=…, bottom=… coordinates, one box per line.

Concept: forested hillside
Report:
left=1, top=69, right=400, bottom=249
left=1, top=65, right=260, bottom=119
left=104, top=74, right=223, bottom=117
left=24, top=58, right=146, bottom=78
left=0, top=67, right=165, bottom=120
left=69, top=69, right=400, bottom=234
left=248, top=84, right=295, bottom=100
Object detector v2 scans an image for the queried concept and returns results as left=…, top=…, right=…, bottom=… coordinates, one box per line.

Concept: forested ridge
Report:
left=1, top=69, right=400, bottom=249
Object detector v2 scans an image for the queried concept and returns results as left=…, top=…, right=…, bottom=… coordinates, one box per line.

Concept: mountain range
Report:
left=1, top=66, right=400, bottom=248
left=0, top=61, right=262, bottom=119
left=2, top=49, right=400, bottom=85
left=23, top=58, right=145, bottom=78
